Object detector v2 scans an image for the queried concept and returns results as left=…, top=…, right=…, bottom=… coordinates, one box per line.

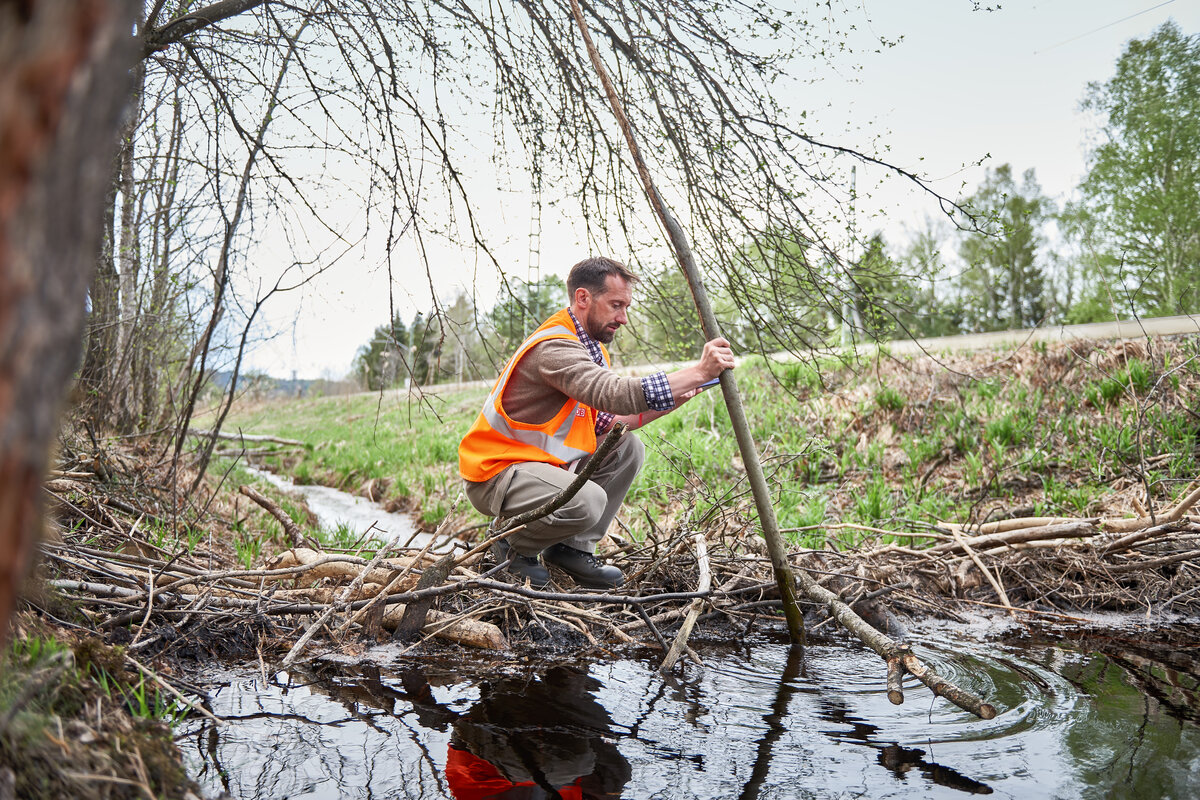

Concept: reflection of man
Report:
left=459, top=257, right=733, bottom=589
left=445, top=666, right=631, bottom=800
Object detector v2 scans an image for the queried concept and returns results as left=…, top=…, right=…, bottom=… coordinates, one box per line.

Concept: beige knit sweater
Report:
left=501, top=338, right=650, bottom=425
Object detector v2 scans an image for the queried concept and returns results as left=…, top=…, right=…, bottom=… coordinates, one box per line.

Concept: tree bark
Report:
left=0, top=0, right=138, bottom=646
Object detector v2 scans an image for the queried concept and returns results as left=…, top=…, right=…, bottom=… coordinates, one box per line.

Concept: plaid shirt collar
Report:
left=567, top=309, right=605, bottom=367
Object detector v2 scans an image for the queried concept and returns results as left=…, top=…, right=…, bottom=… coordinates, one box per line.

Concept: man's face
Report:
left=580, top=275, right=632, bottom=344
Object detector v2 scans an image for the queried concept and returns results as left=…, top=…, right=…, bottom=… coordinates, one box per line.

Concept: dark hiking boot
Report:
left=543, top=544, right=624, bottom=589
left=492, top=539, right=550, bottom=587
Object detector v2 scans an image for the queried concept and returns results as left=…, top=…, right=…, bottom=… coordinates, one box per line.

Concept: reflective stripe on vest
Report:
left=458, top=309, right=606, bottom=482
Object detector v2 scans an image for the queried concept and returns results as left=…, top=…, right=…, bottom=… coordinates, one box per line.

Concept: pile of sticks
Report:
left=40, top=467, right=1200, bottom=666
left=853, top=483, right=1200, bottom=619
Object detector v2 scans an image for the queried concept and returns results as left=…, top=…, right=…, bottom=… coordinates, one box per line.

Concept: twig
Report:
left=124, top=654, right=224, bottom=726
left=1105, top=548, right=1200, bottom=573
left=950, top=527, right=1015, bottom=615
left=660, top=533, right=710, bottom=674
left=239, top=484, right=312, bottom=548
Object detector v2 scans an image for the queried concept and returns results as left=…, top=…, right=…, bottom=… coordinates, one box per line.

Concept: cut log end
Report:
left=886, top=656, right=905, bottom=705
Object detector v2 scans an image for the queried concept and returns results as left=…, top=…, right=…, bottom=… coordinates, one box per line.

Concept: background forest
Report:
left=350, top=20, right=1200, bottom=389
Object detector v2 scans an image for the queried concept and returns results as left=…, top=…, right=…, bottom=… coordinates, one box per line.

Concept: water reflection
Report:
left=180, top=625, right=1200, bottom=799
left=445, top=666, right=630, bottom=799
left=736, top=645, right=992, bottom=799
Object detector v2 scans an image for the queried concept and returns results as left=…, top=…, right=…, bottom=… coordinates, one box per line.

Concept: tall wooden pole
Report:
left=567, top=0, right=805, bottom=646
left=566, top=2, right=999, bottom=720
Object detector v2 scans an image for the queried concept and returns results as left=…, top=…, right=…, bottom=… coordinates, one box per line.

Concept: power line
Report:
left=1034, top=0, right=1175, bottom=55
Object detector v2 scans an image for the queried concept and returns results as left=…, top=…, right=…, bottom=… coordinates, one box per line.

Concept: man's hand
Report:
left=697, top=337, right=735, bottom=380
left=667, top=337, right=735, bottom=404
left=619, top=338, right=736, bottom=430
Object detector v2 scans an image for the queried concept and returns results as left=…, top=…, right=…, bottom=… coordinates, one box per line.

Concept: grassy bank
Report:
left=1, top=621, right=195, bottom=799
left=221, top=335, right=1200, bottom=547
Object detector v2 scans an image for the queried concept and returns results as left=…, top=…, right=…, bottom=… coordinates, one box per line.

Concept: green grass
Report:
left=215, top=340, right=1200, bottom=552
left=875, top=386, right=906, bottom=412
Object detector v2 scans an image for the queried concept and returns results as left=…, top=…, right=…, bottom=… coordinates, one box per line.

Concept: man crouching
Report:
left=458, top=256, right=734, bottom=589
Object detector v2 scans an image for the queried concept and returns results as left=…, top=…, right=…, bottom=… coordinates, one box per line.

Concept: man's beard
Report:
left=586, top=311, right=617, bottom=343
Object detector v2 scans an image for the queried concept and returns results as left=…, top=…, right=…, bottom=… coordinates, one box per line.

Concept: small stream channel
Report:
left=246, top=466, right=437, bottom=550
left=189, top=477, right=1200, bottom=799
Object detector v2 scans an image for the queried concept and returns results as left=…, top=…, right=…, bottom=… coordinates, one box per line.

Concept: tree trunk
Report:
left=0, top=0, right=137, bottom=646
left=79, top=165, right=120, bottom=416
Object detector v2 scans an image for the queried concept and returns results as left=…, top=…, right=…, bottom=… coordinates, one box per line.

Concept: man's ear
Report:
left=572, top=286, right=591, bottom=310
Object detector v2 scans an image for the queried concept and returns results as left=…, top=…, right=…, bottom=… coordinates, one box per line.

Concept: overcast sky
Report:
left=242, top=0, right=1199, bottom=380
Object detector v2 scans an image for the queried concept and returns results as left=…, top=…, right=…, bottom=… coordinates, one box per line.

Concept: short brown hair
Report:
left=567, top=256, right=638, bottom=297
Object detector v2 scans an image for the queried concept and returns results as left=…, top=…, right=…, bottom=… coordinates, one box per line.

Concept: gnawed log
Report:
left=942, top=516, right=1077, bottom=535
left=393, top=550, right=457, bottom=642
left=381, top=605, right=508, bottom=650
left=928, top=522, right=1097, bottom=556
left=268, top=547, right=431, bottom=588
left=392, top=496, right=464, bottom=641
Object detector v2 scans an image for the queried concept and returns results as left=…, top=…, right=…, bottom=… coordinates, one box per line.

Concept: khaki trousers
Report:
left=463, top=434, right=645, bottom=556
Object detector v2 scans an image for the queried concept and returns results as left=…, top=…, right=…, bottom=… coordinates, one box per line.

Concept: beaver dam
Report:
left=13, top=335, right=1200, bottom=797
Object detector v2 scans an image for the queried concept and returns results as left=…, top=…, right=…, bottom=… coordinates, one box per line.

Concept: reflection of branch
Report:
left=737, top=645, right=803, bottom=800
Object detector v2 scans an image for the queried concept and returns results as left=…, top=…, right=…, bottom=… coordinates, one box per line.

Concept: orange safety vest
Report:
left=459, top=308, right=608, bottom=482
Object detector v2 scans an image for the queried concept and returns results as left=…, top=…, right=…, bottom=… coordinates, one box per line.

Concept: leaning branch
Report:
left=141, top=0, right=268, bottom=58
left=239, top=485, right=310, bottom=548
left=566, top=0, right=807, bottom=648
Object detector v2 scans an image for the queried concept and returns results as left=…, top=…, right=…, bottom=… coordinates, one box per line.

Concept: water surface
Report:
left=180, top=621, right=1200, bottom=799
left=246, top=465, right=430, bottom=547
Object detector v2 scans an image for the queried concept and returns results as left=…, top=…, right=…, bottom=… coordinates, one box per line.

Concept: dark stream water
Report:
left=179, top=620, right=1199, bottom=799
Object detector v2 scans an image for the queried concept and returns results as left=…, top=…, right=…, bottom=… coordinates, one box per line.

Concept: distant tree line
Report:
left=359, top=20, right=1198, bottom=387
left=353, top=277, right=569, bottom=389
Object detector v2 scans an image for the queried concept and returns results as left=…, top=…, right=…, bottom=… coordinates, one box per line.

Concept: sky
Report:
left=242, top=1, right=1200, bottom=380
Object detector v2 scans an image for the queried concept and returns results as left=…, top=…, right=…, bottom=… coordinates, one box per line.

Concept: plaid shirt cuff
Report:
left=595, top=412, right=615, bottom=435
left=641, top=371, right=674, bottom=411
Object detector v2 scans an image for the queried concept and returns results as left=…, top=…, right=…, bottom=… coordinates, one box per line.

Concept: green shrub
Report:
left=778, top=360, right=822, bottom=393
left=875, top=386, right=906, bottom=412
